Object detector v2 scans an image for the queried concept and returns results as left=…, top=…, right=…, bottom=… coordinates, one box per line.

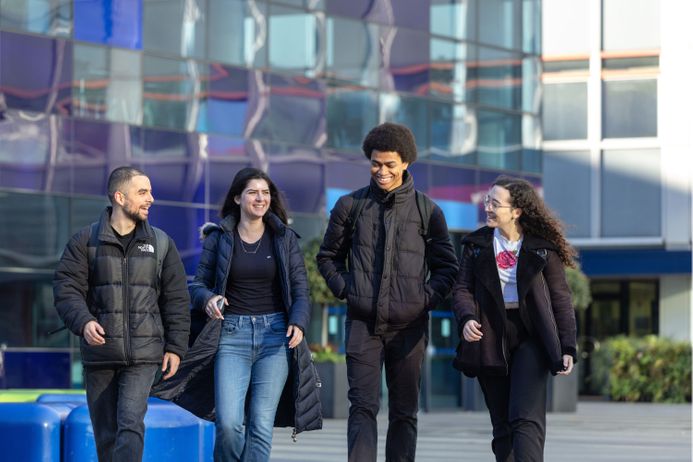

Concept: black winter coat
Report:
left=317, top=172, right=459, bottom=334
left=53, top=208, right=190, bottom=366
left=189, top=213, right=310, bottom=331
left=151, top=318, right=322, bottom=435
left=451, top=227, right=577, bottom=377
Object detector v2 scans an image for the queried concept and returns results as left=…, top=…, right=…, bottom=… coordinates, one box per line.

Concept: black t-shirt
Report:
left=113, top=226, right=135, bottom=252
left=225, top=229, right=283, bottom=315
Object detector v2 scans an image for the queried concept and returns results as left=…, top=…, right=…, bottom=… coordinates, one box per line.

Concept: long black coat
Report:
left=451, top=227, right=577, bottom=377
left=317, top=172, right=459, bottom=334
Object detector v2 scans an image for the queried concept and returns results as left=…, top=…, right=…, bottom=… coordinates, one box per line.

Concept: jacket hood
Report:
left=462, top=226, right=556, bottom=251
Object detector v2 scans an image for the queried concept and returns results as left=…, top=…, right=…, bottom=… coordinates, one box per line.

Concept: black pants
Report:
left=84, top=363, right=159, bottom=462
left=344, top=319, right=428, bottom=462
left=478, top=311, right=549, bottom=462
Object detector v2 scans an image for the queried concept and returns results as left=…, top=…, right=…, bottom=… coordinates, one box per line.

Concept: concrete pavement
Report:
left=270, top=401, right=691, bottom=461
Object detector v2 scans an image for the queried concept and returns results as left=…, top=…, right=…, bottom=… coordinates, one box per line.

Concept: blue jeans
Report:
left=214, top=312, right=290, bottom=462
left=84, top=363, right=159, bottom=462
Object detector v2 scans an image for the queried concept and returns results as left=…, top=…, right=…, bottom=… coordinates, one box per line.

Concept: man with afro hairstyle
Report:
left=317, top=122, right=458, bottom=461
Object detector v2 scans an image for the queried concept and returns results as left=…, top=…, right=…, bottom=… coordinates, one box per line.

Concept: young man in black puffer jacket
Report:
left=54, top=166, right=190, bottom=462
left=317, top=123, right=459, bottom=462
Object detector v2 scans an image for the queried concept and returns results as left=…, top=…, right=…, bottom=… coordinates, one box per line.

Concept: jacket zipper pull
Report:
left=291, top=428, right=297, bottom=443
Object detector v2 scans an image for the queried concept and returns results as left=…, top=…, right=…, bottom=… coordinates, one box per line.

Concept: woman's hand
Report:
left=463, top=320, right=483, bottom=342
left=557, top=354, right=574, bottom=375
left=286, top=324, right=303, bottom=349
left=205, top=295, right=226, bottom=320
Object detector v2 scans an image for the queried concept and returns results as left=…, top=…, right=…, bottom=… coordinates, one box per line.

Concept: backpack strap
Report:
left=152, top=227, right=169, bottom=293
left=415, top=190, right=432, bottom=241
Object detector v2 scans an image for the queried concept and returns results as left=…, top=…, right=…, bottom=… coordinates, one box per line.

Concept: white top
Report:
left=493, top=228, right=523, bottom=306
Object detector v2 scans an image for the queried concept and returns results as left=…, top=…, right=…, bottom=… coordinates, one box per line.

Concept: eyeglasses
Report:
left=483, top=195, right=513, bottom=211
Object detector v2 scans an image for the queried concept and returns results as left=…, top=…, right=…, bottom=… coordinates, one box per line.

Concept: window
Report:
left=0, top=0, right=71, bottom=37
left=430, top=0, right=475, bottom=40
left=326, top=16, right=379, bottom=88
left=478, top=0, right=521, bottom=50
left=602, top=80, right=657, bottom=138
left=543, top=82, right=588, bottom=140
left=269, top=6, right=321, bottom=77
left=430, top=38, right=469, bottom=102
left=380, top=26, right=430, bottom=94
left=74, top=0, right=142, bottom=49
left=143, top=0, right=207, bottom=59
left=380, top=93, right=429, bottom=154
left=543, top=150, right=591, bottom=237
left=326, top=86, right=378, bottom=152
left=603, top=0, right=659, bottom=51
left=477, top=110, right=521, bottom=170
left=208, top=0, right=268, bottom=68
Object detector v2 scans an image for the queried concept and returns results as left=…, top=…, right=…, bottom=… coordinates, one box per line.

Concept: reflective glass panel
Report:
left=0, top=32, right=72, bottom=115
left=522, top=114, right=541, bottom=173
left=472, top=46, right=522, bottom=111
left=0, top=111, right=50, bottom=190
left=601, top=149, right=661, bottom=237
left=430, top=164, right=476, bottom=201
left=430, top=38, right=469, bottom=102
left=380, top=93, right=428, bottom=153
left=543, top=82, right=587, bottom=140
left=522, top=0, right=540, bottom=54
left=543, top=150, right=591, bottom=237
left=148, top=202, right=207, bottom=275
left=142, top=55, right=206, bottom=132
left=603, top=80, right=657, bottom=138
left=430, top=0, right=474, bottom=40
left=326, top=86, right=378, bottom=152
left=429, top=101, right=474, bottom=164
left=265, top=144, right=324, bottom=213
left=522, top=56, right=540, bottom=113
left=201, top=64, right=252, bottom=138
left=208, top=0, right=268, bottom=68
left=74, top=0, right=142, bottom=49
left=268, top=5, right=321, bottom=77
left=273, top=0, right=324, bottom=10
left=478, top=0, right=520, bottom=50
left=603, top=0, right=659, bottom=51
left=0, top=0, right=71, bottom=37
left=380, top=26, right=429, bottom=94
left=251, top=73, right=326, bottom=146
left=143, top=0, right=206, bottom=59
left=477, top=110, right=521, bottom=170
left=327, top=0, right=429, bottom=30
left=73, top=44, right=142, bottom=125
left=326, top=16, right=379, bottom=88
left=324, top=151, right=370, bottom=191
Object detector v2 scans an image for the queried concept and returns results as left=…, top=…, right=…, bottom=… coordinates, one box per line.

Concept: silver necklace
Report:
left=239, top=234, right=262, bottom=254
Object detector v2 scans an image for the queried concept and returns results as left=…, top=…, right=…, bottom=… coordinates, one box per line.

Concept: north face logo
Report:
left=138, top=244, right=155, bottom=253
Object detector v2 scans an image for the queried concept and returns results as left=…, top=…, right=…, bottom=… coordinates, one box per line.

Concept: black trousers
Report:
left=344, top=318, right=428, bottom=462
left=84, top=363, right=159, bottom=462
left=478, top=311, right=549, bottom=462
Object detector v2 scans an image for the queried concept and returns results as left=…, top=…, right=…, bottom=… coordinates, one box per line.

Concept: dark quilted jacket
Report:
left=317, top=172, right=459, bottom=334
left=53, top=207, right=190, bottom=366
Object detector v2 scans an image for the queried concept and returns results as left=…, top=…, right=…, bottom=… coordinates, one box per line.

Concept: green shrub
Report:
left=309, top=343, right=346, bottom=363
left=598, top=335, right=691, bottom=403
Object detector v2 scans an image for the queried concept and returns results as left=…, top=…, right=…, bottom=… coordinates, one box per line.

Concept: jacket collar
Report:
left=209, top=211, right=290, bottom=239
left=369, top=170, right=415, bottom=206
left=97, top=207, right=152, bottom=244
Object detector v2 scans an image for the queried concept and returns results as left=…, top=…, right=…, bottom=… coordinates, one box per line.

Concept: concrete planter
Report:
left=314, top=362, right=348, bottom=419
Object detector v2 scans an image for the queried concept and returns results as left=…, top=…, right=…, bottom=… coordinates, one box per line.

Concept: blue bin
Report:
left=0, top=403, right=62, bottom=462
left=63, top=402, right=214, bottom=462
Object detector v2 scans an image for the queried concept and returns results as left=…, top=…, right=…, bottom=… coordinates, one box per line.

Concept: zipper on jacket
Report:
left=123, top=257, right=132, bottom=364
left=539, top=273, right=562, bottom=355
left=276, top=239, right=290, bottom=311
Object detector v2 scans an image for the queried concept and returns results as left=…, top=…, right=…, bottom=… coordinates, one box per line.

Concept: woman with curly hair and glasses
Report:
left=452, top=175, right=577, bottom=462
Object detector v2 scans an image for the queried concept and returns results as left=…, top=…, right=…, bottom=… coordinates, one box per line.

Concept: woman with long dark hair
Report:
left=452, top=175, right=577, bottom=461
left=189, top=167, right=312, bottom=461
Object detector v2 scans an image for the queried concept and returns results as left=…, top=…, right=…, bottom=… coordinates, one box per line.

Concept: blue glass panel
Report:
left=208, top=159, right=253, bottom=205
left=472, top=46, right=522, bottom=111
left=430, top=164, right=476, bottom=202
left=380, top=93, right=428, bottom=153
left=429, top=101, right=475, bottom=163
left=0, top=31, right=72, bottom=115
left=251, top=73, right=326, bottom=146
left=327, top=0, right=429, bottom=30
left=203, top=64, right=251, bottom=138
left=381, top=26, right=429, bottom=94
left=326, top=86, right=378, bottom=152
left=324, top=151, right=369, bottom=192
left=326, top=16, right=379, bottom=88
left=74, top=0, right=142, bottom=49
left=0, top=111, right=51, bottom=190
left=3, top=351, right=71, bottom=388
left=268, top=149, right=324, bottom=214
left=430, top=38, right=470, bottom=102
left=0, top=0, right=72, bottom=37
left=269, top=5, right=321, bottom=77
left=407, top=162, right=429, bottom=193
left=147, top=203, right=206, bottom=276
left=430, top=0, right=475, bottom=40
left=208, top=0, right=268, bottom=68
left=143, top=0, right=206, bottom=59
left=477, top=110, right=521, bottom=170
left=478, top=0, right=520, bottom=50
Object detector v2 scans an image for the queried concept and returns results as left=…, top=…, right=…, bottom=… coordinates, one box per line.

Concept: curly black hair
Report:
left=362, top=122, right=418, bottom=164
left=493, top=175, right=577, bottom=268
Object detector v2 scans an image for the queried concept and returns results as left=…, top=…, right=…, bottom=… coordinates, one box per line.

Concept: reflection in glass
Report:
left=201, top=64, right=252, bottom=138
left=325, top=16, right=378, bottom=87
left=521, top=114, right=541, bottom=173
left=269, top=5, right=322, bottom=77
left=472, top=46, right=522, bottom=111
left=430, top=38, right=469, bottom=102
left=265, top=145, right=324, bottom=213
left=380, top=93, right=428, bottom=153
left=252, top=73, right=326, bottom=146
left=429, top=164, right=476, bottom=202
left=143, top=55, right=205, bottom=132
left=0, top=111, right=51, bottom=190
left=208, top=0, right=267, bottom=68
left=429, top=101, right=474, bottom=163
left=326, top=86, right=378, bottom=152
left=148, top=202, right=208, bottom=274
left=477, top=110, right=520, bottom=170
left=143, top=0, right=206, bottom=59
left=73, top=44, right=142, bottom=124
left=543, top=82, right=587, bottom=140
left=0, top=0, right=72, bottom=37
left=603, top=80, right=657, bottom=138
left=0, top=31, right=72, bottom=115
left=478, top=0, right=520, bottom=49
left=522, top=56, right=540, bottom=113
left=543, top=150, right=591, bottom=237
left=522, top=0, right=540, bottom=54
left=430, top=0, right=474, bottom=40
left=73, top=0, right=142, bottom=49
left=380, top=26, right=429, bottom=94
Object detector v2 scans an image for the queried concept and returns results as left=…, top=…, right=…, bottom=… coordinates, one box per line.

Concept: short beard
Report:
left=123, top=205, right=145, bottom=223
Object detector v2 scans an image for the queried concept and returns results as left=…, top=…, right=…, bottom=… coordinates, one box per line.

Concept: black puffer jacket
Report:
left=451, top=226, right=577, bottom=377
left=317, top=172, right=458, bottom=334
left=151, top=319, right=323, bottom=436
left=53, top=208, right=190, bottom=366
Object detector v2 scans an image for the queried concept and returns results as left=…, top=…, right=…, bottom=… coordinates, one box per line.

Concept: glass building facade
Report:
left=0, top=0, right=542, bottom=409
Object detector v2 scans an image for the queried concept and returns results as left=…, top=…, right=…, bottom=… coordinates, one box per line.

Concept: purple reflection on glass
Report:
left=429, top=164, right=476, bottom=202
left=324, top=151, right=370, bottom=191
left=407, top=162, right=429, bottom=193
left=74, top=0, right=142, bottom=49
left=327, top=0, right=429, bottom=30
left=381, top=27, right=429, bottom=94
left=269, top=156, right=325, bottom=214
left=148, top=203, right=203, bottom=275
left=204, top=64, right=251, bottom=138
left=208, top=160, right=253, bottom=205
left=0, top=31, right=72, bottom=115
